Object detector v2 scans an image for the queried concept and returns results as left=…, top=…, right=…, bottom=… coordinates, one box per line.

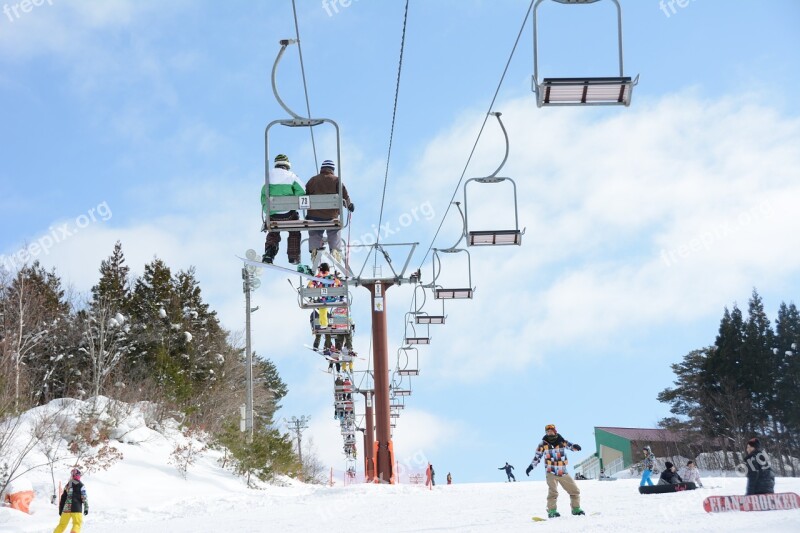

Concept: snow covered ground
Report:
left=2, top=400, right=799, bottom=532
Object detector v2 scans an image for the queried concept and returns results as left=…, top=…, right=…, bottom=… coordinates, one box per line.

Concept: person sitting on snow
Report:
left=681, top=460, right=703, bottom=487
left=658, top=462, right=684, bottom=485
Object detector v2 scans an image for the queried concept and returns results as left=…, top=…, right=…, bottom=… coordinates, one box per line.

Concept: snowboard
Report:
left=532, top=512, right=599, bottom=521
left=304, top=345, right=340, bottom=361
left=237, top=256, right=336, bottom=285
left=703, top=492, right=800, bottom=513
left=638, top=482, right=696, bottom=494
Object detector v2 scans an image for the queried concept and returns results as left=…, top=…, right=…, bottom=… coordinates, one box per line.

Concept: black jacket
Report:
left=500, top=464, right=514, bottom=474
left=745, top=448, right=775, bottom=495
left=657, top=469, right=683, bottom=485
left=58, top=480, right=87, bottom=515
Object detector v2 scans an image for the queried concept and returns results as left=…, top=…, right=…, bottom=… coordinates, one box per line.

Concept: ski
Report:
left=237, top=256, right=336, bottom=285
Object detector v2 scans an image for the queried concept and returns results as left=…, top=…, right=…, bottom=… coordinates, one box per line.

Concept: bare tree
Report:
left=78, top=298, right=130, bottom=398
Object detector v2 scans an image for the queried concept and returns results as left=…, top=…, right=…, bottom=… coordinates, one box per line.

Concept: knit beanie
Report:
left=274, top=154, right=291, bottom=169
left=321, top=159, right=335, bottom=172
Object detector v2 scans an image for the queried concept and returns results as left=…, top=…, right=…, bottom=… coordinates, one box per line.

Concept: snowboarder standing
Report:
left=526, top=424, right=584, bottom=518
left=499, top=462, right=516, bottom=482
left=640, top=445, right=656, bottom=487
left=54, top=468, right=88, bottom=533
left=744, top=437, right=775, bottom=495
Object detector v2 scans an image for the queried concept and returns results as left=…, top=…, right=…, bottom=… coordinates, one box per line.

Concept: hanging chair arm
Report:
left=484, top=112, right=509, bottom=179
left=272, top=39, right=303, bottom=120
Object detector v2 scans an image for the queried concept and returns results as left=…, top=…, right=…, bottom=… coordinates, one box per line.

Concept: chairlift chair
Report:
left=464, top=113, right=524, bottom=246
left=310, top=305, right=352, bottom=336
left=396, top=346, right=420, bottom=377
left=532, top=0, right=638, bottom=106
left=264, top=39, right=349, bottom=231
left=403, top=311, right=430, bottom=345
left=432, top=248, right=474, bottom=300
left=298, top=282, right=350, bottom=309
left=411, top=284, right=446, bottom=325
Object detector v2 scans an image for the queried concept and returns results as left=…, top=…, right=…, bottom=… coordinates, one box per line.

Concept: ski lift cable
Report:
left=398, top=0, right=534, bottom=332
left=414, top=0, right=534, bottom=272
left=291, top=0, right=319, bottom=170
left=374, top=0, right=410, bottom=269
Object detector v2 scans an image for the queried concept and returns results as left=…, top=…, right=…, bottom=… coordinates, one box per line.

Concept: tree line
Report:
left=0, top=241, right=307, bottom=486
left=658, top=289, right=800, bottom=475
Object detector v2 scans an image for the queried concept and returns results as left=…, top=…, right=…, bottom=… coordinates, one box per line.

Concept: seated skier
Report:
left=657, top=462, right=684, bottom=485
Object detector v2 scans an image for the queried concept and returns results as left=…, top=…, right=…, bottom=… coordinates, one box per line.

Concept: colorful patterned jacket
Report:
left=531, top=434, right=579, bottom=477
left=58, top=480, right=88, bottom=515
left=642, top=452, right=656, bottom=471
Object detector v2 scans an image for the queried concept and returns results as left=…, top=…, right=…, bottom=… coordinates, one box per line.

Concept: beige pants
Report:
left=545, top=472, right=580, bottom=511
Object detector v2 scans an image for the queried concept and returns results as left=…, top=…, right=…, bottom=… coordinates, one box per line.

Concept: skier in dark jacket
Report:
left=657, top=461, right=683, bottom=485
left=54, top=468, right=88, bottom=533
left=744, top=437, right=775, bottom=495
left=499, top=462, right=516, bottom=482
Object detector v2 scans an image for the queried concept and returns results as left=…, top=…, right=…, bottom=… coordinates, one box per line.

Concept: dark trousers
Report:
left=265, top=211, right=301, bottom=261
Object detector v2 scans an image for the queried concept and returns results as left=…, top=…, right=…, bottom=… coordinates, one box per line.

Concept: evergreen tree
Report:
left=91, top=241, right=130, bottom=312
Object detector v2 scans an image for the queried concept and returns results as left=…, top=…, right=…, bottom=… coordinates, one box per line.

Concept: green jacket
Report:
left=261, top=167, right=305, bottom=215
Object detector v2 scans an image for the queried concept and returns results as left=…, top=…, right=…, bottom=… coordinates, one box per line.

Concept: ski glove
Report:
left=525, top=464, right=534, bottom=476
left=573, top=444, right=582, bottom=451
left=347, top=203, right=355, bottom=212
left=84, top=508, right=89, bottom=516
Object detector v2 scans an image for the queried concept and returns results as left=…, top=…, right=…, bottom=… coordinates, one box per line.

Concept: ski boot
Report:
left=571, top=508, right=585, bottom=516
left=262, top=245, right=278, bottom=264
left=297, top=264, right=313, bottom=275
left=547, top=509, right=560, bottom=518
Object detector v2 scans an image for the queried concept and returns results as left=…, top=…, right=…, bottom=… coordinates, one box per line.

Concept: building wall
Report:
left=595, top=428, right=634, bottom=467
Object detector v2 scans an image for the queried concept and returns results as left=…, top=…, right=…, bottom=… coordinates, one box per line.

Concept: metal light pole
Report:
left=242, top=264, right=261, bottom=442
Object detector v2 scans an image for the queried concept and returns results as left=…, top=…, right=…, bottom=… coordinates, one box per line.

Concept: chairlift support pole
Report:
left=365, top=280, right=396, bottom=483
left=357, top=388, right=376, bottom=481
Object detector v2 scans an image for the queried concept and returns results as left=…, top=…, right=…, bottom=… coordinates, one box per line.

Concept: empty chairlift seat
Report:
left=532, top=0, right=639, bottom=107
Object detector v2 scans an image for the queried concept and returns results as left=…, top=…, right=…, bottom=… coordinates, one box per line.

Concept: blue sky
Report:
left=1, top=0, right=799, bottom=483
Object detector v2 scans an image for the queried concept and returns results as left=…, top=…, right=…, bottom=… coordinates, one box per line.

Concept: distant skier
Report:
left=658, top=462, right=683, bottom=485
left=54, top=468, right=88, bottom=533
left=640, top=445, right=656, bottom=487
left=681, top=460, right=703, bottom=488
left=499, top=462, right=516, bottom=482
left=525, top=423, right=584, bottom=518
left=744, top=437, right=775, bottom=495
left=447, top=472, right=452, bottom=484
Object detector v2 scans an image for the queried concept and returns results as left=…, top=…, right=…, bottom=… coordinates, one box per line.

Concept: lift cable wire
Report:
left=414, top=0, right=533, bottom=271
left=374, top=0, right=410, bottom=269
left=291, top=0, right=319, bottom=170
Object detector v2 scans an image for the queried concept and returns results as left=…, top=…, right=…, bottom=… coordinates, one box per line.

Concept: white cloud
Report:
left=398, top=90, right=800, bottom=380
